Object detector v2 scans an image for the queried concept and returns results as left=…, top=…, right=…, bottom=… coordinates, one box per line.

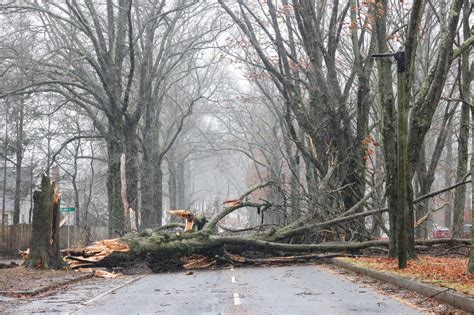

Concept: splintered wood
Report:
left=181, top=255, right=216, bottom=270
left=167, top=209, right=196, bottom=232
left=63, top=238, right=129, bottom=269
left=222, top=199, right=242, bottom=207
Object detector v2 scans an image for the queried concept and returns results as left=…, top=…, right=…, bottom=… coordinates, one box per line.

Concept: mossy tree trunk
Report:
left=452, top=0, right=471, bottom=238
left=98, top=228, right=471, bottom=273
left=374, top=0, right=398, bottom=257
left=468, top=95, right=473, bottom=273
left=25, top=174, right=65, bottom=269
left=462, top=0, right=473, bottom=273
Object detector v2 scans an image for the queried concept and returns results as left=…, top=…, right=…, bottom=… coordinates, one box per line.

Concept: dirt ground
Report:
left=0, top=261, right=91, bottom=295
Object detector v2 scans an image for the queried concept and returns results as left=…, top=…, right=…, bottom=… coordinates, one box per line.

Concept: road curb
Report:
left=0, top=273, right=94, bottom=297
left=327, top=258, right=474, bottom=313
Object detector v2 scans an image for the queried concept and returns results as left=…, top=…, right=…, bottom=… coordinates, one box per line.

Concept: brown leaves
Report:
left=346, top=256, right=474, bottom=296
left=362, top=134, right=380, bottom=161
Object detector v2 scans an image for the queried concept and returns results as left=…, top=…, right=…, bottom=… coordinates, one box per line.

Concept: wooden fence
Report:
left=0, top=224, right=108, bottom=255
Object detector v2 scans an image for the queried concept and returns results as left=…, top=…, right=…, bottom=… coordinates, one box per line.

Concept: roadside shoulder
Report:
left=326, top=258, right=474, bottom=313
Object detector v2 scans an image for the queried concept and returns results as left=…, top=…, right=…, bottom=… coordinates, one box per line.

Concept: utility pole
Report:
left=372, top=49, right=409, bottom=269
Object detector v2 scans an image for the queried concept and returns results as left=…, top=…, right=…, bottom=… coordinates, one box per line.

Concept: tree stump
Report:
left=25, top=174, right=66, bottom=269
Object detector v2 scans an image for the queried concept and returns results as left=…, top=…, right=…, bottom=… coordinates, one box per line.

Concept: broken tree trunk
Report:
left=63, top=180, right=472, bottom=273
left=90, top=231, right=470, bottom=273
left=25, top=174, right=66, bottom=269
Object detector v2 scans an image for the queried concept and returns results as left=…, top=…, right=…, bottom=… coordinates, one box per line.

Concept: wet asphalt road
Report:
left=68, top=264, right=423, bottom=315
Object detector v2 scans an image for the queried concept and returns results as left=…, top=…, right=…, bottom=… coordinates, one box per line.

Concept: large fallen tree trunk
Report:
left=63, top=179, right=472, bottom=272
left=93, top=231, right=470, bottom=272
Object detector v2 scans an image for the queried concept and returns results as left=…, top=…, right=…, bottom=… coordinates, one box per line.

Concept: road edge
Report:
left=326, top=258, right=474, bottom=313
left=0, top=273, right=94, bottom=297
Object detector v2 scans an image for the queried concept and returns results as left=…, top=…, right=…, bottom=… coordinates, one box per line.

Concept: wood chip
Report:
left=183, top=256, right=216, bottom=270
left=93, top=270, right=121, bottom=278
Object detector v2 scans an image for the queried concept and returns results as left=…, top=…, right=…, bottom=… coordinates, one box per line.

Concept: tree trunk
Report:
left=140, top=138, right=163, bottom=229
left=398, top=67, right=411, bottom=268
left=168, top=150, right=177, bottom=211
left=452, top=102, right=469, bottom=238
left=97, top=231, right=471, bottom=273
left=372, top=147, right=385, bottom=237
left=444, top=128, right=453, bottom=229
left=71, top=143, right=80, bottom=227
left=107, top=126, right=125, bottom=237
left=72, top=166, right=80, bottom=227
left=468, top=86, right=473, bottom=274
left=141, top=133, right=154, bottom=229
left=461, top=0, right=473, bottom=273
left=374, top=0, right=398, bottom=257
left=125, top=123, right=140, bottom=219
left=25, top=174, right=65, bottom=269
left=414, top=147, right=427, bottom=239
left=454, top=0, right=471, bottom=238
left=13, top=99, right=24, bottom=224
left=1, top=104, right=8, bottom=225
left=177, top=157, right=186, bottom=209
left=469, top=103, right=474, bottom=272
left=154, top=162, right=164, bottom=226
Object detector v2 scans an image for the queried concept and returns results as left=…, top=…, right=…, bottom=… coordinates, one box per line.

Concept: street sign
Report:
left=60, top=207, right=75, bottom=212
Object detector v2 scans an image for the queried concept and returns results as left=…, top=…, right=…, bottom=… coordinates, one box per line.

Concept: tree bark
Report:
left=98, top=230, right=471, bottom=273
left=444, top=129, right=453, bottom=229
left=452, top=10, right=471, bottom=236
left=13, top=98, right=24, bottom=224
left=177, top=157, right=186, bottom=209
left=469, top=98, right=473, bottom=273
left=154, top=162, right=164, bottom=227
left=168, top=150, right=177, bottom=211
left=107, top=125, right=125, bottom=237
left=26, top=174, right=65, bottom=269
left=374, top=0, right=398, bottom=257
left=1, top=104, right=9, bottom=225
left=125, top=122, right=140, bottom=226
left=452, top=102, right=470, bottom=238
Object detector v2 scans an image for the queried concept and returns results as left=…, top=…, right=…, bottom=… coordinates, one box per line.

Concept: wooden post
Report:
left=395, top=51, right=409, bottom=269
left=372, top=50, right=409, bottom=268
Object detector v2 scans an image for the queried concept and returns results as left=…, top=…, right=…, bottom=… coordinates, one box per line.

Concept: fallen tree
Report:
left=59, top=179, right=471, bottom=272
left=85, top=232, right=470, bottom=272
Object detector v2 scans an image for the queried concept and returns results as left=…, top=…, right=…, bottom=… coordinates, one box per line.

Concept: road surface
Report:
left=69, top=264, right=423, bottom=314
left=3, top=264, right=425, bottom=314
